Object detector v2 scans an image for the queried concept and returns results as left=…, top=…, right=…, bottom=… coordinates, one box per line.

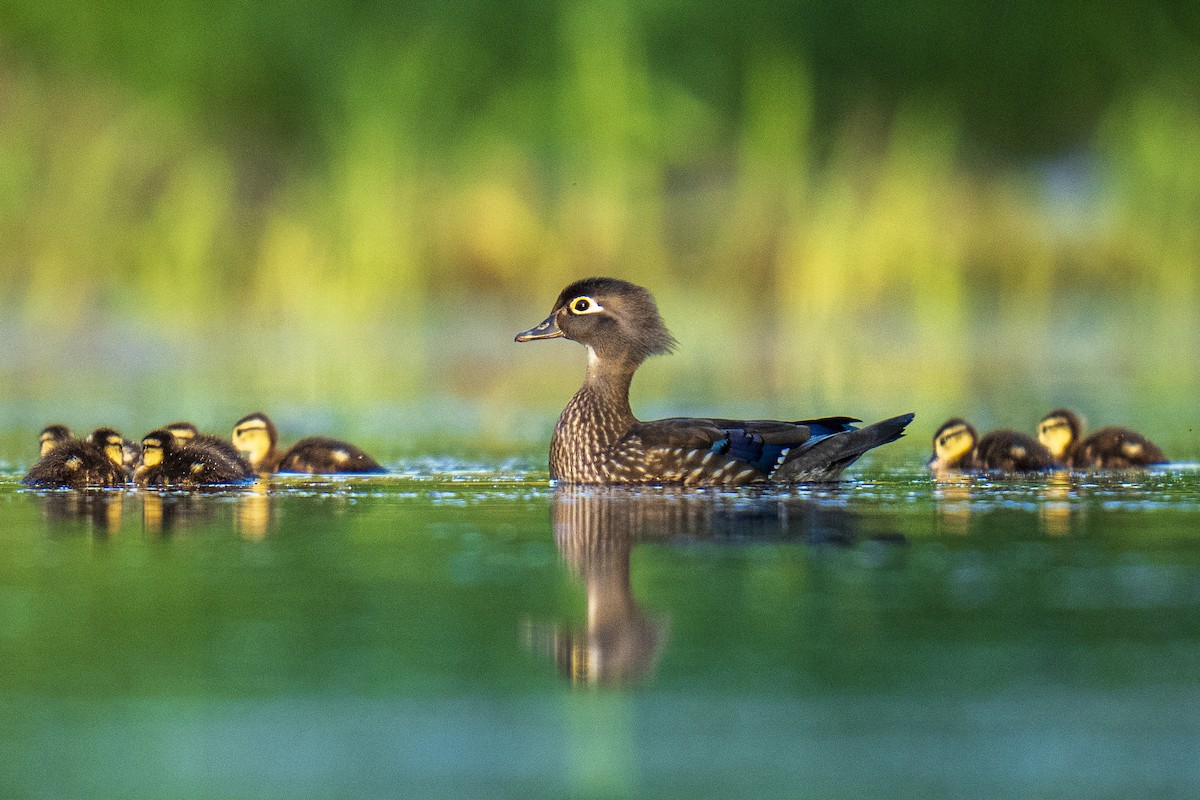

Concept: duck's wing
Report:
left=620, top=416, right=865, bottom=484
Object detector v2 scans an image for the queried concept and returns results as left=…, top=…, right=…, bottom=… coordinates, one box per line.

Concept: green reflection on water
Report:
left=1, top=466, right=1199, bottom=798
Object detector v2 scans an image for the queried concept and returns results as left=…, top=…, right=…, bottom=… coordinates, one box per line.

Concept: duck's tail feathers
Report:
left=774, top=412, right=914, bottom=482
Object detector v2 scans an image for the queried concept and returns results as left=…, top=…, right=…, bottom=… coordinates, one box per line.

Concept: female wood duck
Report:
left=23, top=427, right=128, bottom=488
left=230, top=412, right=385, bottom=474
left=515, top=277, right=913, bottom=485
left=135, top=428, right=255, bottom=487
left=38, top=424, right=74, bottom=456
left=1037, top=408, right=1167, bottom=468
left=929, top=418, right=1056, bottom=473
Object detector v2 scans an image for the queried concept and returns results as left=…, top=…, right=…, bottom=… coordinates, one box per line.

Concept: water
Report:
left=2, top=463, right=1200, bottom=799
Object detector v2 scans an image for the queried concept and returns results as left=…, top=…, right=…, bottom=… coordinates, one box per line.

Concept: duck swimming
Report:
left=929, top=418, right=1056, bottom=473
left=23, top=427, right=128, bottom=488
left=135, top=428, right=255, bottom=487
left=230, top=412, right=385, bottom=474
left=515, top=277, right=913, bottom=485
left=37, top=424, right=74, bottom=457
left=1037, top=408, right=1167, bottom=469
left=164, top=420, right=253, bottom=470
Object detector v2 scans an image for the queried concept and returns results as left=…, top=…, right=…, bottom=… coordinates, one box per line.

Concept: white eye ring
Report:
left=568, top=296, right=604, bottom=315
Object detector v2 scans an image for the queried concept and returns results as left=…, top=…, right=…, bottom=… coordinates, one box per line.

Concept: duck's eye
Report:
left=569, top=296, right=603, bottom=314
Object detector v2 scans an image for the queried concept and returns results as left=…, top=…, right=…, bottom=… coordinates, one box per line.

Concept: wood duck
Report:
left=164, top=420, right=253, bottom=471
left=38, top=424, right=74, bottom=456
left=135, top=428, right=255, bottom=487
left=1037, top=408, right=1166, bottom=469
left=86, top=427, right=137, bottom=481
left=23, top=427, right=128, bottom=488
left=230, top=412, right=385, bottom=474
left=515, top=277, right=914, bottom=485
left=929, top=418, right=1056, bottom=473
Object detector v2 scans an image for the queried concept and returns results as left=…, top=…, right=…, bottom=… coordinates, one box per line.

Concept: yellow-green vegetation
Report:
left=0, top=1, right=1197, bottom=455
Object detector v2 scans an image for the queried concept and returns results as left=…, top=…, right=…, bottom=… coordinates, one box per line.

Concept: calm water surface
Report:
left=2, top=462, right=1199, bottom=799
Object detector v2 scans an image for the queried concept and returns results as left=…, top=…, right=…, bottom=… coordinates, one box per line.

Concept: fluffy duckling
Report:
left=86, top=427, right=137, bottom=481
left=930, top=418, right=1056, bottom=473
left=23, top=427, right=128, bottom=488
left=1037, top=408, right=1167, bottom=469
left=135, top=429, right=255, bottom=487
left=38, top=424, right=74, bottom=456
left=231, top=412, right=385, bottom=474
left=164, top=420, right=253, bottom=470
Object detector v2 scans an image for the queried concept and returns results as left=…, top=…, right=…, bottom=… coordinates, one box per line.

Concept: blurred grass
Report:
left=0, top=1, right=1198, bottom=460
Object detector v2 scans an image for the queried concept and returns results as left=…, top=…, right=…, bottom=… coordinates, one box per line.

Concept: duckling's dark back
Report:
left=276, top=436, right=384, bottom=474
left=974, top=430, right=1055, bottom=472
left=23, top=440, right=127, bottom=488
left=1071, top=428, right=1167, bottom=469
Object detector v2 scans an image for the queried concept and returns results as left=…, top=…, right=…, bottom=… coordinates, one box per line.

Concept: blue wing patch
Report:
left=711, top=419, right=859, bottom=475
left=709, top=430, right=791, bottom=474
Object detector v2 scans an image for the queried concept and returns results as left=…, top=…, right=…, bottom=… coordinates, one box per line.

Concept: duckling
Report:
left=37, top=424, right=74, bottom=456
left=929, top=418, right=1055, bottom=472
left=164, top=420, right=253, bottom=470
left=231, top=412, right=385, bottom=474
left=86, top=427, right=137, bottom=481
left=928, top=418, right=978, bottom=471
left=135, top=429, right=255, bottom=487
left=515, top=277, right=913, bottom=484
left=1037, top=408, right=1167, bottom=469
left=23, top=427, right=128, bottom=488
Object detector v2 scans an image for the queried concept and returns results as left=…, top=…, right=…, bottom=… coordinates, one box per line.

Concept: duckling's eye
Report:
left=568, top=296, right=603, bottom=315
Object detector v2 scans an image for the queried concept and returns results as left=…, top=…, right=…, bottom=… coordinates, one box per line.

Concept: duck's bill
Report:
left=515, top=314, right=565, bottom=342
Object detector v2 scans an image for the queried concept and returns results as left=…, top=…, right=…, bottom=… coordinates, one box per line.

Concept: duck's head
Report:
left=140, top=429, right=178, bottom=469
left=516, top=277, right=677, bottom=366
left=164, top=421, right=199, bottom=442
left=929, top=418, right=978, bottom=470
left=1038, top=408, right=1082, bottom=460
left=232, top=412, right=278, bottom=468
left=39, top=424, right=73, bottom=456
left=88, top=428, right=128, bottom=467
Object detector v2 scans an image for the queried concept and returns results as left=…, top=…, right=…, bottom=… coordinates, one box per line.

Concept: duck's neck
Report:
left=550, top=349, right=640, bottom=481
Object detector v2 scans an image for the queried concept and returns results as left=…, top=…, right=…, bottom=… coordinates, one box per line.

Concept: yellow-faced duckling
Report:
left=929, top=418, right=1056, bottom=473
left=23, top=427, right=128, bottom=488
left=86, top=427, right=137, bottom=480
left=135, top=429, right=255, bottom=487
left=38, top=424, right=74, bottom=456
left=1037, top=408, right=1167, bottom=469
left=515, top=277, right=913, bottom=484
left=231, top=412, right=385, bottom=474
left=164, top=420, right=253, bottom=471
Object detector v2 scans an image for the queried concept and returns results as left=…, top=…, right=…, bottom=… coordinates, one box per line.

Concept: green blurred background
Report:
left=0, top=0, right=1197, bottom=463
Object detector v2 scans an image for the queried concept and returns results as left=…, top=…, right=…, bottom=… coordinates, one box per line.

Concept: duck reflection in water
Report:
left=34, top=490, right=124, bottom=537
left=141, top=492, right=213, bottom=536
left=525, top=486, right=888, bottom=687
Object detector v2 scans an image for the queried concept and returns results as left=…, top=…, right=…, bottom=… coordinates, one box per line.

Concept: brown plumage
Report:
left=929, top=418, right=1055, bottom=472
left=135, top=429, right=254, bottom=487
left=231, top=412, right=384, bottom=474
left=1038, top=408, right=1167, bottom=469
left=37, top=424, right=74, bottom=457
left=164, top=421, right=253, bottom=471
left=516, top=277, right=913, bottom=485
left=23, top=428, right=127, bottom=488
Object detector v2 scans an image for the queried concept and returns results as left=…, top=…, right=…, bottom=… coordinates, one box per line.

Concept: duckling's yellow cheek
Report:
left=1038, top=424, right=1072, bottom=458
left=143, top=448, right=163, bottom=468
left=40, top=440, right=55, bottom=456
left=105, top=445, right=124, bottom=465
left=935, top=431, right=972, bottom=465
